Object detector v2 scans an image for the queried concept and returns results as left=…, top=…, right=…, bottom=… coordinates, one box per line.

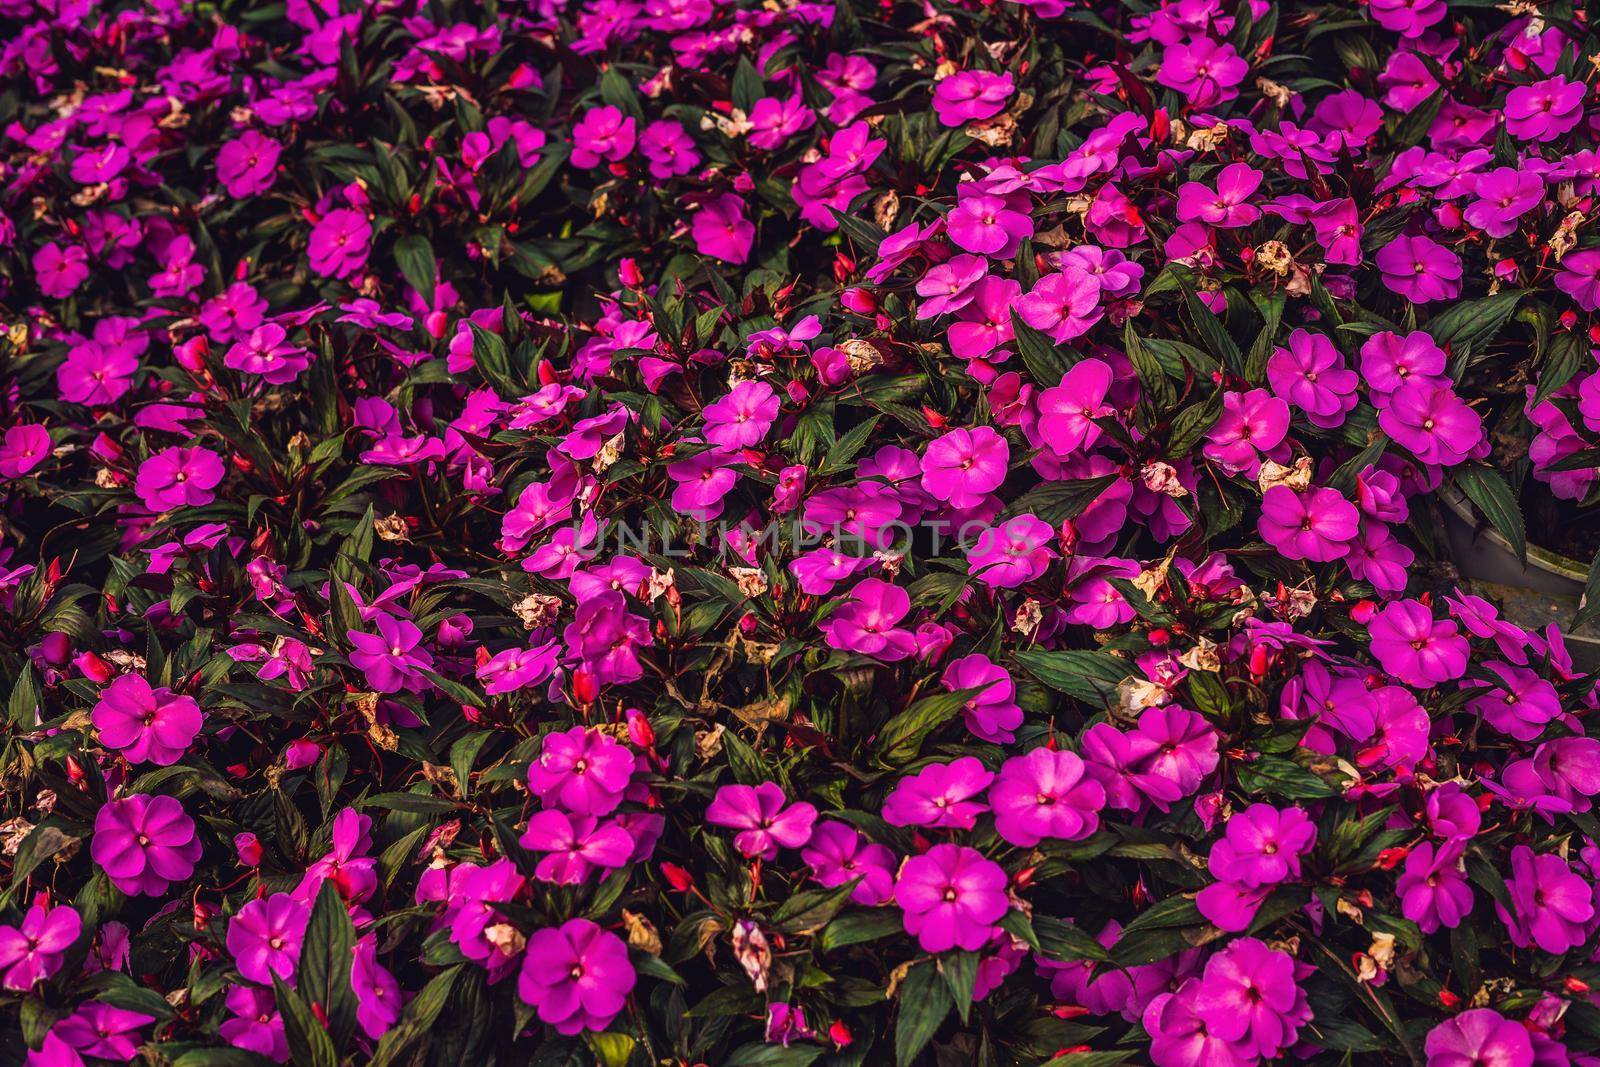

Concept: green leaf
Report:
left=772, top=879, right=859, bottom=935
left=7, top=665, right=40, bottom=728
left=1002, top=476, right=1116, bottom=525
left=1032, top=914, right=1112, bottom=962
left=368, top=966, right=463, bottom=1067
left=585, top=1032, right=638, bottom=1067
left=819, top=415, right=882, bottom=475
left=819, top=909, right=904, bottom=952
left=298, top=879, right=358, bottom=1051
left=1452, top=465, right=1526, bottom=565
left=392, top=233, right=437, bottom=306
left=1576, top=544, right=1600, bottom=630
left=272, top=976, right=338, bottom=1067
left=895, top=962, right=953, bottom=1066
left=469, top=322, right=520, bottom=396
left=1123, top=323, right=1175, bottom=409
left=1011, top=311, right=1072, bottom=385
left=875, top=688, right=978, bottom=764
left=1235, top=756, right=1337, bottom=799
left=724, top=1044, right=825, bottom=1066
left=939, top=950, right=979, bottom=1024
left=1429, top=290, right=1521, bottom=368
left=1532, top=331, right=1587, bottom=409
left=1012, top=650, right=1131, bottom=706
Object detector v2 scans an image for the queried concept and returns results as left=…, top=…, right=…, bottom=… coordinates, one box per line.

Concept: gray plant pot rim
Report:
left=1438, top=485, right=1589, bottom=587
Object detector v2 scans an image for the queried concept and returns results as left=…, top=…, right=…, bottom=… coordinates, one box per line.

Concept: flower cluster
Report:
left=4, top=0, right=1600, bottom=1064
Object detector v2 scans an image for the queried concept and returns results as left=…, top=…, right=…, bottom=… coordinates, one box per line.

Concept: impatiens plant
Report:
left=6, top=0, right=1600, bottom=1064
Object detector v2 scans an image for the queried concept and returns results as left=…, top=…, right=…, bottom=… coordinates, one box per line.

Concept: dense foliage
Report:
left=4, top=0, right=1600, bottom=1065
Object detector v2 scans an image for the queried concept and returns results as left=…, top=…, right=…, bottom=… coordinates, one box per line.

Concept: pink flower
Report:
left=1034, top=358, right=1113, bottom=456
left=1397, top=840, right=1473, bottom=934
left=1497, top=844, right=1596, bottom=954
left=0, top=900, right=81, bottom=991
left=1190, top=938, right=1313, bottom=1059
left=883, top=758, right=994, bottom=830
left=92, top=672, right=203, bottom=766
left=224, top=324, right=312, bottom=385
left=216, top=130, right=281, bottom=197
left=704, top=380, right=780, bottom=448
left=1368, top=0, right=1445, bottom=37
left=307, top=209, right=372, bottom=279
left=947, top=193, right=1033, bottom=257
left=915, top=254, right=989, bottom=319
left=948, top=277, right=1021, bottom=360
left=820, top=578, right=918, bottom=661
left=1555, top=248, right=1600, bottom=311
left=528, top=726, right=634, bottom=815
left=1155, top=38, right=1248, bottom=107
left=517, top=919, right=636, bottom=1035
left=1206, top=803, right=1316, bottom=887
left=932, top=70, right=1014, bottom=127
left=1258, top=485, right=1360, bottom=562
left=1175, top=163, right=1263, bottom=228
left=1375, top=234, right=1462, bottom=303
left=941, top=653, right=1025, bottom=742
left=476, top=641, right=559, bottom=695
left=747, top=95, right=814, bottom=150
left=966, top=514, right=1057, bottom=589
left=0, top=424, right=51, bottom=479
left=91, top=794, right=203, bottom=897
left=800, top=822, right=896, bottom=905
left=1424, top=1009, right=1533, bottom=1067
left=1359, top=330, right=1448, bottom=404
left=920, top=426, right=1009, bottom=509
left=637, top=119, right=699, bottom=178
left=893, top=844, right=1009, bottom=953
left=990, top=747, right=1104, bottom=846
left=707, top=782, right=817, bottom=859
left=135, top=446, right=225, bottom=512
left=571, top=106, right=636, bottom=167
left=691, top=193, right=755, bottom=264
left=226, top=894, right=310, bottom=985
left=347, top=615, right=435, bottom=694
left=1203, top=389, right=1288, bottom=476
left=53, top=1003, right=154, bottom=1060
left=1369, top=599, right=1469, bottom=687
left=35, top=243, right=89, bottom=299
left=219, top=987, right=287, bottom=1062
left=1015, top=269, right=1102, bottom=343
left=58, top=341, right=138, bottom=406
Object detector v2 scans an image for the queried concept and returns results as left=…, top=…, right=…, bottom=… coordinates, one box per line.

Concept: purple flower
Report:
left=706, top=782, right=817, bottom=859
left=932, top=70, right=1014, bottom=127
left=35, top=242, right=89, bottom=299
left=1424, top=1009, right=1534, bottom=1067
left=1266, top=330, right=1358, bottom=428
left=1463, top=168, right=1544, bottom=237
left=527, top=726, right=634, bottom=816
left=1555, top=248, right=1600, bottom=311
left=704, top=380, right=780, bottom=449
left=0, top=425, right=52, bottom=479
left=135, top=446, right=225, bottom=512
left=638, top=119, right=699, bottom=179
left=940, top=653, right=1025, bottom=742
left=1258, top=484, right=1360, bottom=562
left=351, top=934, right=401, bottom=1040
left=91, top=794, right=203, bottom=896
left=0, top=900, right=80, bottom=991
left=307, top=209, right=372, bottom=279
left=1377, top=381, right=1484, bottom=467
left=1134, top=706, right=1221, bottom=799
left=53, top=1003, right=154, bottom=1060
left=1504, top=76, right=1585, bottom=142
left=1369, top=599, right=1469, bottom=688
left=990, top=747, right=1104, bottom=846
left=1155, top=38, right=1248, bottom=107
left=216, top=130, right=281, bottom=197
left=800, top=822, right=896, bottom=905
left=1375, top=234, right=1462, bottom=303
left=477, top=641, right=560, bottom=695
left=226, top=893, right=310, bottom=985
left=347, top=615, right=435, bottom=694
left=224, top=324, right=312, bottom=385
left=883, top=757, right=994, bottom=830
left=1014, top=268, right=1102, bottom=343
left=517, top=919, right=636, bottom=1035
left=571, top=106, right=636, bottom=168
left=519, top=810, right=634, bottom=884
left=691, top=194, right=755, bottom=264
left=219, top=986, right=287, bottom=1062
left=1496, top=845, right=1596, bottom=954
left=893, top=844, right=1009, bottom=953
left=1190, top=938, right=1312, bottom=1059
left=92, top=673, right=203, bottom=766
left=1203, top=389, right=1289, bottom=476
left=1468, top=661, right=1562, bottom=740
left=1397, top=840, right=1473, bottom=934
